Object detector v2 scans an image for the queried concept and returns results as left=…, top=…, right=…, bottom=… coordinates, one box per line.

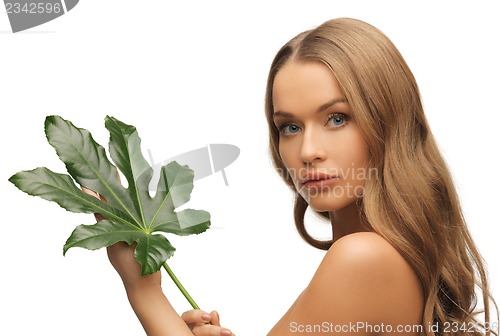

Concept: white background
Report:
left=1, top=1, right=498, bottom=335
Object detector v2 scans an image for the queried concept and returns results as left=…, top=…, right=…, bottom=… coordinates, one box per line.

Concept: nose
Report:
left=299, top=127, right=326, bottom=166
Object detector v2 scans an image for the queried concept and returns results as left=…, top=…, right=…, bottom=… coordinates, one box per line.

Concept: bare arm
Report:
left=107, top=242, right=194, bottom=336
left=108, top=242, right=234, bottom=336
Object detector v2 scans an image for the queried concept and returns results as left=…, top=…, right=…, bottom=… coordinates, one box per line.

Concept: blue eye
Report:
left=327, top=114, right=348, bottom=127
left=283, top=124, right=301, bottom=134
left=278, top=123, right=301, bottom=135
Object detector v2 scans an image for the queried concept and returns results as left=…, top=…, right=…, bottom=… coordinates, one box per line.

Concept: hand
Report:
left=107, top=240, right=161, bottom=289
left=81, top=186, right=161, bottom=289
left=182, top=310, right=235, bottom=336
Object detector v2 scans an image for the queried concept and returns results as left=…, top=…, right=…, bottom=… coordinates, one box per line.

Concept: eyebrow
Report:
left=273, top=97, right=347, bottom=118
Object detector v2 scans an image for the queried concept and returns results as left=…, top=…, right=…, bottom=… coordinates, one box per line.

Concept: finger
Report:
left=191, top=324, right=234, bottom=336
left=81, top=186, right=98, bottom=197
left=210, top=310, right=221, bottom=326
left=181, top=309, right=212, bottom=326
left=81, top=186, right=107, bottom=221
left=81, top=185, right=107, bottom=203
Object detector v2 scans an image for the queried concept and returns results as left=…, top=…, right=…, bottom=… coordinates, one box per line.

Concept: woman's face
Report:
left=272, top=61, right=369, bottom=212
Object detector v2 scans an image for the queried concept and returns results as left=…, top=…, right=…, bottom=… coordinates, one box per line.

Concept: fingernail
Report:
left=201, top=313, right=211, bottom=322
left=221, top=328, right=232, bottom=336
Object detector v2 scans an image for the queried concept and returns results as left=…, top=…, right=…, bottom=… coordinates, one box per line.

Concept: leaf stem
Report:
left=162, top=262, right=200, bottom=310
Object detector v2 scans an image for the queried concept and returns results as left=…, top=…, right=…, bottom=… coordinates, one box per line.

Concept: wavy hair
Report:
left=264, top=18, right=498, bottom=336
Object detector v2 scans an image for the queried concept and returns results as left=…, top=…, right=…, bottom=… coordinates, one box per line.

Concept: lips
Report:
left=301, top=172, right=339, bottom=189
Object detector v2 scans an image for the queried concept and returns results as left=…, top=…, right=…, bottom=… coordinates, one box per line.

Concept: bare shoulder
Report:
left=326, top=231, right=412, bottom=271
left=269, top=232, right=424, bottom=335
left=316, top=232, right=423, bottom=324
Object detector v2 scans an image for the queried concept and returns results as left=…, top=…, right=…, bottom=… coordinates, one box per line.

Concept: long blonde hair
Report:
left=265, top=18, right=497, bottom=336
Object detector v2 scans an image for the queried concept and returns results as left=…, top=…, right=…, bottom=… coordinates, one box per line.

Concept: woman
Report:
left=89, top=18, right=498, bottom=335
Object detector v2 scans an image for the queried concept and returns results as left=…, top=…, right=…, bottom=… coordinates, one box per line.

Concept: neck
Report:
left=329, top=200, right=371, bottom=243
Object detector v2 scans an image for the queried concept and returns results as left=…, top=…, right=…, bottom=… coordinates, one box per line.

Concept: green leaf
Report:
left=63, top=220, right=143, bottom=254
left=9, top=115, right=210, bottom=275
left=8, top=167, right=134, bottom=224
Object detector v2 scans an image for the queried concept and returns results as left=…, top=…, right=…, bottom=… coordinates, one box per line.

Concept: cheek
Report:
left=353, top=141, right=369, bottom=169
left=337, top=133, right=369, bottom=180
left=278, top=140, right=295, bottom=168
left=278, top=141, right=301, bottom=186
